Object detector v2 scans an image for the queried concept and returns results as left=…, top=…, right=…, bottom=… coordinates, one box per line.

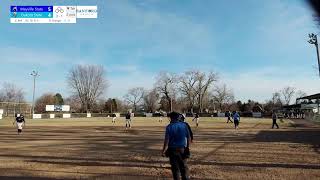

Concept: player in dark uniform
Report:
left=272, top=111, right=279, bottom=129
left=226, top=111, right=233, bottom=123
left=13, top=114, right=25, bottom=135
left=192, top=113, right=200, bottom=127
left=125, top=112, right=131, bottom=129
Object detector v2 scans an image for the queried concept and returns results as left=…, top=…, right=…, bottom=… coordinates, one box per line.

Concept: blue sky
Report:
left=1, top=0, right=320, bottom=103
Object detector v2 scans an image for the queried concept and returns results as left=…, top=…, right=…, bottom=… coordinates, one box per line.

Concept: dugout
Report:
left=296, top=93, right=320, bottom=113
left=296, top=93, right=320, bottom=119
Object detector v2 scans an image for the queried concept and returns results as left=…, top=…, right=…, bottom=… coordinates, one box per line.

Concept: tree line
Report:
left=0, top=64, right=309, bottom=114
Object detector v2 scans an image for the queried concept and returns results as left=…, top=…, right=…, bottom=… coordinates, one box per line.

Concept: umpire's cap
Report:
left=168, top=111, right=180, bottom=121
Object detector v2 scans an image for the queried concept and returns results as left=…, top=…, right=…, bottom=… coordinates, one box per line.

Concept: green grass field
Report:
left=0, top=117, right=319, bottom=180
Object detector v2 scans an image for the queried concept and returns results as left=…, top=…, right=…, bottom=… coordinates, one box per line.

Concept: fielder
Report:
left=112, top=114, right=117, bottom=124
left=125, top=112, right=132, bottom=129
left=226, top=111, right=233, bottom=123
left=272, top=111, right=279, bottom=129
left=192, top=113, right=200, bottom=127
left=13, top=114, right=25, bottom=135
left=159, top=112, right=164, bottom=123
left=233, top=111, right=240, bottom=130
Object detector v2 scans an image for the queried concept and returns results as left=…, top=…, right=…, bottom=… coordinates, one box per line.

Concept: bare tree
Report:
left=143, top=88, right=159, bottom=113
left=155, top=72, right=178, bottom=112
left=271, top=92, right=282, bottom=106
left=64, top=95, right=82, bottom=113
left=295, top=90, right=307, bottom=99
left=195, top=71, right=218, bottom=113
left=281, top=86, right=296, bottom=105
left=265, top=91, right=283, bottom=111
left=0, top=82, right=25, bottom=103
left=179, top=70, right=198, bottom=113
left=34, top=93, right=55, bottom=113
left=212, top=84, right=234, bottom=112
left=67, top=64, right=107, bottom=112
left=124, top=87, right=145, bottom=112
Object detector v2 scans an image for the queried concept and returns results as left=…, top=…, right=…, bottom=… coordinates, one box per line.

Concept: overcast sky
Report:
left=1, top=0, right=320, bottom=103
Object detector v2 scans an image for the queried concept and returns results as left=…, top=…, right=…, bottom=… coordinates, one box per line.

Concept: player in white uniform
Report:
left=112, top=114, right=117, bottom=124
left=159, top=113, right=164, bottom=123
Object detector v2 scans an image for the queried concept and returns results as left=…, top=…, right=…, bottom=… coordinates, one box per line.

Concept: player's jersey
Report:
left=125, top=113, right=131, bottom=119
left=16, top=116, right=25, bottom=123
left=233, top=113, right=240, bottom=121
left=272, top=113, right=277, bottom=120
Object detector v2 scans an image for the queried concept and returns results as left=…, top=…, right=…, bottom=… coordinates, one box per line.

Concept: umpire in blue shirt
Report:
left=162, top=112, right=191, bottom=180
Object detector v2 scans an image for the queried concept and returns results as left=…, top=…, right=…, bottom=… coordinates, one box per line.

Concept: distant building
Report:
left=296, top=93, right=320, bottom=114
left=281, top=93, right=320, bottom=119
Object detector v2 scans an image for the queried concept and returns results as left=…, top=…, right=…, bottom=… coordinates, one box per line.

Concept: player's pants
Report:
left=168, top=148, right=190, bottom=180
left=17, top=122, right=23, bottom=130
left=272, top=119, right=279, bottom=129
left=234, top=120, right=239, bottom=128
left=126, top=119, right=131, bottom=128
left=227, top=117, right=233, bottom=123
left=112, top=117, right=116, bottom=123
left=16, top=122, right=23, bottom=133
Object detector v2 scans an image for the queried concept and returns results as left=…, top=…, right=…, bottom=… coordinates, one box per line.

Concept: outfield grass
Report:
left=0, top=116, right=292, bottom=127
left=0, top=117, right=319, bottom=180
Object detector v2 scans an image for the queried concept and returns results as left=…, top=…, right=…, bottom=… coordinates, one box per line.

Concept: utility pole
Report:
left=308, top=33, right=320, bottom=77
left=170, top=97, right=173, bottom=112
left=168, top=79, right=174, bottom=112
left=30, top=71, right=39, bottom=117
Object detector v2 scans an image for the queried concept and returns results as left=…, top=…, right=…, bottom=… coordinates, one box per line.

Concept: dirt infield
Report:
left=0, top=117, right=319, bottom=180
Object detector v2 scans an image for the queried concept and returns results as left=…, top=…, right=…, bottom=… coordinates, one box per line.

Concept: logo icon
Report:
left=12, top=12, right=17, bottom=18
left=55, top=7, right=64, bottom=13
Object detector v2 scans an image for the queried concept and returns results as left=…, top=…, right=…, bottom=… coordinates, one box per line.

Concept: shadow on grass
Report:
left=0, top=168, right=169, bottom=180
left=0, top=176, right=71, bottom=180
left=254, top=129, right=320, bottom=154
left=0, top=124, right=319, bottom=179
left=190, top=161, right=320, bottom=169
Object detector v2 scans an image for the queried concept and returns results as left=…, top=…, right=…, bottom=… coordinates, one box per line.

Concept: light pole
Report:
left=308, top=33, right=320, bottom=77
left=170, top=97, right=173, bottom=112
left=168, top=79, right=173, bottom=112
left=30, top=71, right=39, bottom=116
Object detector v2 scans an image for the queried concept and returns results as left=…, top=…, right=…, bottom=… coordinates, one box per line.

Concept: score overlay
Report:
left=10, top=6, right=97, bottom=24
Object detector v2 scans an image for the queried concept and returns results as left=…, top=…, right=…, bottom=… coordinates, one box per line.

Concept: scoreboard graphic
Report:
left=10, top=6, right=97, bottom=24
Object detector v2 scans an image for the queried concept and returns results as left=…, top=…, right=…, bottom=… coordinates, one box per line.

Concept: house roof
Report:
left=282, top=104, right=301, bottom=109
left=296, top=93, right=320, bottom=100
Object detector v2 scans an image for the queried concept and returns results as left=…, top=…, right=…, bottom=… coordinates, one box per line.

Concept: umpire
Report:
left=162, top=112, right=191, bottom=180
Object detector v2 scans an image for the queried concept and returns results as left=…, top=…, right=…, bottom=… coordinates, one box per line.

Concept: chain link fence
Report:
left=0, top=102, right=32, bottom=118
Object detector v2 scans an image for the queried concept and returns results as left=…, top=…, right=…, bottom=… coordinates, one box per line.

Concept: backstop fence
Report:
left=0, top=102, right=32, bottom=118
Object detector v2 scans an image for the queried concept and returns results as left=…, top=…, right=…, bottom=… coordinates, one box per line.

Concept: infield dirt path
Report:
left=0, top=117, right=319, bottom=180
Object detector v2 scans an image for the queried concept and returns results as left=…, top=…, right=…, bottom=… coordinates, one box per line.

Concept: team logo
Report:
left=55, top=7, right=64, bottom=13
